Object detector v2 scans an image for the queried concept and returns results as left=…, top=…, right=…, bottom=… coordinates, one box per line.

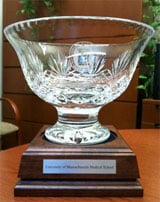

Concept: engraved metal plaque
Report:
left=43, top=159, right=116, bottom=174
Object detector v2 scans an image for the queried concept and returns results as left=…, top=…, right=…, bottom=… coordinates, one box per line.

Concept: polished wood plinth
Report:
left=14, top=125, right=143, bottom=197
left=1, top=129, right=160, bottom=202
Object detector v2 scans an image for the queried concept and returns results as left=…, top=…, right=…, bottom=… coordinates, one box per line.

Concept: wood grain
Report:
left=0, top=129, right=160, bottom=201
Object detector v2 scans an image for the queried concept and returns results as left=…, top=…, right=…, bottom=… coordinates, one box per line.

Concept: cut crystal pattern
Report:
left=4, top=16, right=154, bottom=145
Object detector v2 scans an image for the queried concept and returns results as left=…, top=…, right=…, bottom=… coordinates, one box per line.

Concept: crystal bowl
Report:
left=4, top=16, right=154, bottom=145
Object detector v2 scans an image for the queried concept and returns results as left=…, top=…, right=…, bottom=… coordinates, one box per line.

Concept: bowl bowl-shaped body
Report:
left=4, top=16, right=154, bottom=145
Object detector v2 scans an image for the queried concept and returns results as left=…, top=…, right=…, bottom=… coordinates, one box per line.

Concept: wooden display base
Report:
left=14, top=125, right=143, bottom=197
